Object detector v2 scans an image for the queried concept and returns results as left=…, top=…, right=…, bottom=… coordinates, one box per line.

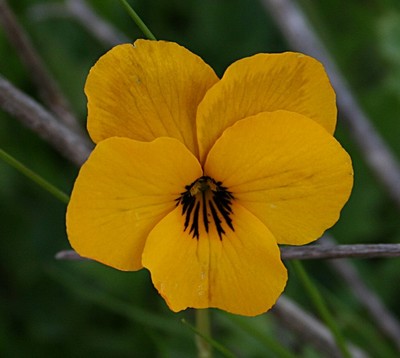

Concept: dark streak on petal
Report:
left=176, top=176, right=235, bottom=239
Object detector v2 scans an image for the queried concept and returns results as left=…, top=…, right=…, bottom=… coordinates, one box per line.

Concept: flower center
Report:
left=176, top=176, right=235, bottom=239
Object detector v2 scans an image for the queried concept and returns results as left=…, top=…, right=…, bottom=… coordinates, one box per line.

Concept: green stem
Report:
left=0, top=148, right=69, bottom=204
left=290, top=260, right=351, bottom=358
left=182, top=314, right=234, bottom=357
left=195, top=309, right=213, bottom=358
left=118, top=0, right=157, bottom=40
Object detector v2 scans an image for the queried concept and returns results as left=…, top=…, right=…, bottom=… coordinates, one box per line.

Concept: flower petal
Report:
left=142, top=203, right=287, bottom=316
left=86, top=39, right=218, bottom=156
left=197, top=52, right=336, bottom=162
left=66, top=137, right=202, bottom=271
left=204, top=111, right=353, bottom=245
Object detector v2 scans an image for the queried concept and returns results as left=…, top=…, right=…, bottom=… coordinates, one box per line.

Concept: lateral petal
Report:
left=197, top=52, right=336, bottom=162
left=86, top=39, right=218, bottom=156
left=66, top=137, right=202, bottom=271
left=204, top=111, right=353, bottom=245
left=142, top=203, right=287, bottom=316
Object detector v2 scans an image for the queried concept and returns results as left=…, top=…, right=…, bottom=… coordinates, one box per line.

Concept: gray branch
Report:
left=281, top=243, right=400, bottom=260
left=0, top=75, right=92, bottom=166
left=55, top=243, right=400, bottom=262
left=55, top=250, right=89, bottom=261
left=261, top=0, right=400, bottom=210
left=272, top=295, right=368, bottom=357
left=29, top=0, right=129, bottom=47
left=316, top=235, right=400, bottom=352
left=0, top=0, right=82, bottom=133
left=65, top=0, right=129, bottom=46
left=330, top=258, right=400, bottom=352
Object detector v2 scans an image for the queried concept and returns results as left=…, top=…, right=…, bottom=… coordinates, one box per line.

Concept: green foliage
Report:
left=1, top=0, right=400, bottom=356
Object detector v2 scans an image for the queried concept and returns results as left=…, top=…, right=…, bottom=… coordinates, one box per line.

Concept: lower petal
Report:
left=142, top=203, right=287, bottom=316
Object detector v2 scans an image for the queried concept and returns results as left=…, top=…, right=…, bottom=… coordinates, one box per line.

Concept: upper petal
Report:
left=66, top=137, right=202, bottom=271
left=142, top=203, right=287, bottom=316
left=86, top=39, right=218, bottom=156
left=204, top=111, right=353, bottom=245
left=197, top=52, right=336, bottom=162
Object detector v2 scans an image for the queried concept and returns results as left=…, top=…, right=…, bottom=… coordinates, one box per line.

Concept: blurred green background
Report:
left=1, top=0, right=400, bottom=356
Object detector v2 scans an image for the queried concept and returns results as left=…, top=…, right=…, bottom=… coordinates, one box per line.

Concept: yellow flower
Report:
left=66, top=40, right=353, bottom=316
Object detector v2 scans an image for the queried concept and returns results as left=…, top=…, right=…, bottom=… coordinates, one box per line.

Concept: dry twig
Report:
left=0, top=75, right=92, bottom=166
left=329, top=258, right=400, bottom=352
left=0, top=0, right=82, bottom=133
left=55, top=243, right=400, bottom=262
left=65, top=0, right=129, bottom=46
left=281, top=243, right=400, bottom=260
left=272, top=295, right=368, bottom=358
left=317, top=235, right=400, bottom=351
left=29, top=0, right=128, bottom=47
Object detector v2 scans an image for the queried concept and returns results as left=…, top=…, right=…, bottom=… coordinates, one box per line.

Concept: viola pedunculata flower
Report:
left=66, top=40, right=353, bottom=316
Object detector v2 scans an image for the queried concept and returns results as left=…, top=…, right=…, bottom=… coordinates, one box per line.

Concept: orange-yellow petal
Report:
left=142, top=202, right=287, bottom=316
left=197, top=52, right=336, bottom=162
left=86, top=39, right=218, bottom=156
left=204, top=111, right=353, bottom=245
left=66, top=137, right=202, bottom=271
